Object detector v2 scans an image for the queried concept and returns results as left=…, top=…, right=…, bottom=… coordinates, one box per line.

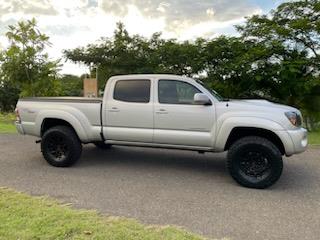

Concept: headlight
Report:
left=285, top=112, right=302, bottom=127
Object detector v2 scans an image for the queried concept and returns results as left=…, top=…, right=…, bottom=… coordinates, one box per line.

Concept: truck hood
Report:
left=217, top=99, right=299, bottom=115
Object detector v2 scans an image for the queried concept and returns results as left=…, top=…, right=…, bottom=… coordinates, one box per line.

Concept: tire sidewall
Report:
left=227, top=137, right=283, bottom=189
left=41, top=126, right=81, bottom=167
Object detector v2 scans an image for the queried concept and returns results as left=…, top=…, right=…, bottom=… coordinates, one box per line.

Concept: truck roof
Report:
left=109, top=74, right=193, bottom=81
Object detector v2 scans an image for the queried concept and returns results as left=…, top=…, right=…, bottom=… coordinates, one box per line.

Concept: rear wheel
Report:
left=227, top=136, right=283, bottom=189
left=41, top=126, right=82, bottom=167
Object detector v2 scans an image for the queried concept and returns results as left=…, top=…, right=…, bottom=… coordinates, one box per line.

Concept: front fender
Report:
left=215, top=116, right=286, bottom=151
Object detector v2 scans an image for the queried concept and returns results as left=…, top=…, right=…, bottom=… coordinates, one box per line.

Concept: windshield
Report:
left=196, top=80, right=224, bottom=101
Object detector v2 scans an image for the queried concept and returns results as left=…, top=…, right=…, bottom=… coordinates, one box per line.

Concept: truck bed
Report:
left=17, top=97, right=103, bottom=141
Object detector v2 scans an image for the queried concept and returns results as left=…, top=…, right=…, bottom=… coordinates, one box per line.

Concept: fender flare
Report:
left=35, top=109, right=90, bottom=142
left=215, top=116, right=286, bottom=151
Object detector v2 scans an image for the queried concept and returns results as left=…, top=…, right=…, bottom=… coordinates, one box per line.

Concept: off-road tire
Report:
left=227, top=136, right=283, bottom=189
left=41, top=126, right=82, bottom=167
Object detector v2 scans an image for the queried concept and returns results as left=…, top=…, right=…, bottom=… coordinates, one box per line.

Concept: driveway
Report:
left=0, top=134, right=319, bottom=240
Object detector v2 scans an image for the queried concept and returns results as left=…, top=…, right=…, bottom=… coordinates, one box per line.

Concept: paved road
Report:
left=0, top=134, right=319, bottom=240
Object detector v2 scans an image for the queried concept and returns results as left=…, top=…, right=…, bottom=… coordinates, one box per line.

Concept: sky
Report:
left=0, top=0, right=286, bottom=75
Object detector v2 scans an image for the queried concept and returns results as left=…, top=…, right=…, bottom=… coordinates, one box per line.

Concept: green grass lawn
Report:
left=0, top=112, right=16, bottom=133
left=0, top=112, right=15, bottom=123
left=308, top=131, right=320, bottom=145
left=0, top=188, right=210, bottom=240
left=0, top=123, right=16, bottom=133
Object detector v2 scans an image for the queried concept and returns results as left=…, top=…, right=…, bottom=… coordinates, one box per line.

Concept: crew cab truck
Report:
left=15, top=74, right=308, bottom=189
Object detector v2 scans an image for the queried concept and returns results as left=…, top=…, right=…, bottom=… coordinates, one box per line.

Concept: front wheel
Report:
left=227, top=136, right=283, bottom=189
left=41, top=126, right=82, bottom=167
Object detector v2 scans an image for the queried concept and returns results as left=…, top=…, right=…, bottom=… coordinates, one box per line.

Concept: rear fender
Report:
left=35, top=109, right=90, bottom=142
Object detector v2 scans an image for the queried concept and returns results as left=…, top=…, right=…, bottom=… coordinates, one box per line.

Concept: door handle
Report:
left=156, top=109, right=168, bottom=114
left=109, top=107, right=120, bottom=112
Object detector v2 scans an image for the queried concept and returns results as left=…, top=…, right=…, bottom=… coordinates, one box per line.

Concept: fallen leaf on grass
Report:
left=83, top=230, right=92, bottom=235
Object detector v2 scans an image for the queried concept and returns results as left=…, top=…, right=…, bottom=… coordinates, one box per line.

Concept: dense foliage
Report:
left=0, top=19, right=61, bottom=98
left=0, top=80, right=19, bottom=112
left=0, top=19, right=84, bottom=111
left=58, top=74, right=83, bottom=96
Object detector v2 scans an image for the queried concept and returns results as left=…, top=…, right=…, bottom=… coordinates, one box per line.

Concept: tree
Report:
left=237, top=0, right=320, bottom=59
left=59, top=74, right=83, bottom=96
left=0, top=18, right=61, bottom=97
left=64, top=22, right=205, bottom=90
left=237, top=0, right=320, bottom=129
left=203, top=37, right=263, bottom=98
left=0, top=49, right=20, bottom=111
left=64, top=23, right=150, bottom=89
left=0, top=68, right=19, bottom=112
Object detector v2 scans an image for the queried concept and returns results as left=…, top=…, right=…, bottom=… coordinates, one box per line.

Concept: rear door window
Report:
left=114, top=80, right=151, bottom=103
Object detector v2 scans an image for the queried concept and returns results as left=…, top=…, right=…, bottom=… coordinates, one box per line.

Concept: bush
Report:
left=0, top=81, right=19, bottom=112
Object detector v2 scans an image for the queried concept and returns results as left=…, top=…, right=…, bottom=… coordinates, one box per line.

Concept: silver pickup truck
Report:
left=15, top=74, right=308, bottom=188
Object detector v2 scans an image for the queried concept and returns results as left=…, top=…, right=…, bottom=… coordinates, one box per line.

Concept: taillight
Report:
left=15, top=108, right=21, bottom=123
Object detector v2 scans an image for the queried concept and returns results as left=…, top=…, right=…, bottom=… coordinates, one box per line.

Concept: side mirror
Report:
left=194, top=93, right=212, bottom=105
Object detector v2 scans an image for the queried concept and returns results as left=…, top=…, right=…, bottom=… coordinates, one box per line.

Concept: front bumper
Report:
left=287, top=128, right=308, bottom=154
left=15, top=121, right=25, bottom=135
left=275, top=128, right=308, bottom=156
